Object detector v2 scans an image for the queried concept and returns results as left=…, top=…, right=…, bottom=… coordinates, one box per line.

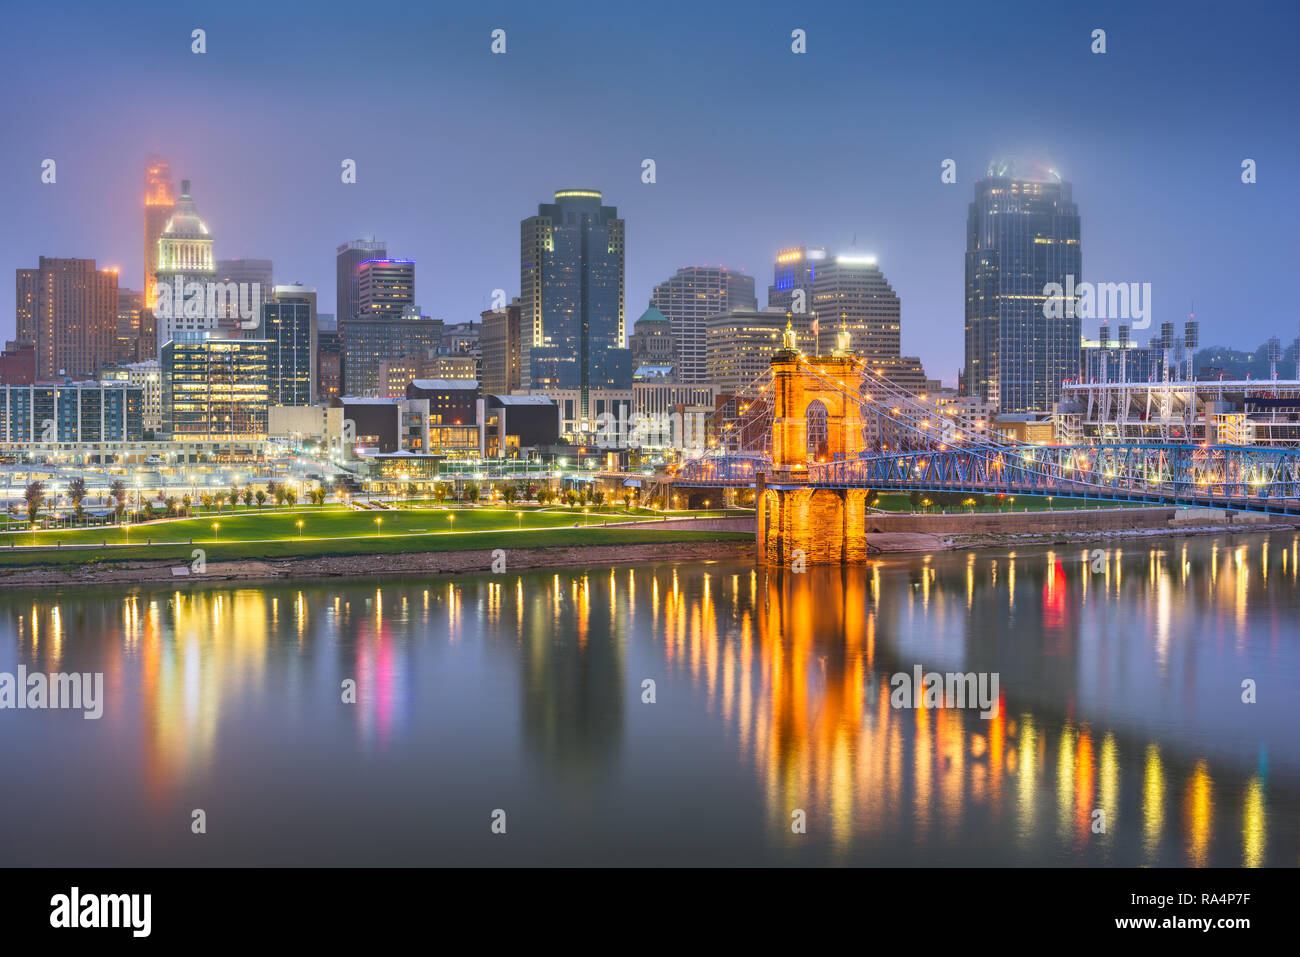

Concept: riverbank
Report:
left=0, top=535, right=751, bottom=589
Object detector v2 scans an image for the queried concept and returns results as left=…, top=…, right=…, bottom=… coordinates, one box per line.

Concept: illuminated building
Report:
left=650, top=267, right=756, bottom=383
left=100, top=360, right=162, bottom=434
left=767, top=245, right=825, bottom=350
left=116, top=288, right=144, bottom=363
left=260, top=284, right=317, bottom=405
left=520, top=189, right=630, bottom=407
left=355, top=259, right=414, bottom=320
left=705, top=308, right=788, bottom=396
left=964, top=168, right=1082, bottom=413
left=335, top=239, right=386, bottom=322
left=317, top=324, right=342, bottom=401
left=0, top=381, right=144, bottom=446
left=14, top=257, right=119, bottom=380
left=142, top=154, right=175, bottom=359
left=161, top=338, right=270, bottom=441
left=154, top=179, right=217, bottom=351
left=481, top=299, right=522, bottom=395
left=340, top=306, right=443, bottom=396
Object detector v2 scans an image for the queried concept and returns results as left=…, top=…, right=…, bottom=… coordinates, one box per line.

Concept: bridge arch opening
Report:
left=806, top=400, right=829, bottom=461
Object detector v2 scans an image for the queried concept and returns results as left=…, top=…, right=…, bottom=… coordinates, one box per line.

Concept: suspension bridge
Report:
left=669, top=327, right=1300, bottom=564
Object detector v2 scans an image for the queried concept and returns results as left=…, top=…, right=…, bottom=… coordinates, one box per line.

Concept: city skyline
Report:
left=3, top=0, right=1296, bottom=387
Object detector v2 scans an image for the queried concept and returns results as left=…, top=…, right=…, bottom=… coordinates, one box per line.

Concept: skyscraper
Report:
left=808, top=255, right=900, bottom=359
left=336, top=239, right=387, bottom=322
left=650, top=266, right=756, bottom=383
left=143, top=155, right=175, bottom=311
left=520, top=189, right=629, bottom=412
left=14, top=257, right=119, bottom=380
left=161, top=338, right=270, bottom=441
left=261, top=284, right=317, bottom=406
left=340, top=306, right=443, bottom=396
left=767, top=246, right=826, bottom=349
left=154, top=179, right=217, bottom=350
left=964, top=169, right=1082, bottom=413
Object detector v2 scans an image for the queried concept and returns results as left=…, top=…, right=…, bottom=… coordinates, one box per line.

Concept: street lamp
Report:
left=297, top=519, right=304, bottom=539
left=375, top=516, right=383, bottom=537
left=516, top=511, right=523, bottom=529
left=212, top=522, right=220, bottom=542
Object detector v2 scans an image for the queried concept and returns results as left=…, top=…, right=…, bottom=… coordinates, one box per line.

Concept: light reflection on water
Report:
left=0, top=531, right=1296, bottom=866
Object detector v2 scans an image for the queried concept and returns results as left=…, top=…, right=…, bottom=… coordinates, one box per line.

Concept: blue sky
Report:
left=1, top=0, right=1297, bottom=384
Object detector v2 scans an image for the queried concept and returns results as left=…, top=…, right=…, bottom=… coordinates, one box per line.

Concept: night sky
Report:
left=2, top=0, right=1296, bottom=385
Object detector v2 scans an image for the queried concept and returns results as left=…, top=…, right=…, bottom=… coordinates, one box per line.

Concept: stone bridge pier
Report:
left=757, top=341, right=870, bottom=566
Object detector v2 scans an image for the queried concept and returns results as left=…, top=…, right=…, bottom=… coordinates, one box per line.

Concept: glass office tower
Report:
left=964, top=170, right=1082, bottom=413
left=520, top=189, right=629, bottom=416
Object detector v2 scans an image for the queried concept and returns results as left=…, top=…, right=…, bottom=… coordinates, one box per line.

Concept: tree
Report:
left=213, top=491, right=227, bottom=511
left=165, top=496, right=179, bottom=516
left=255, top=490, right=267, bottom=509
left=537, top=487, right=553, bottom=507
left=311, top=487, right=326, bottom=506
left=591, top=490, right=605, bottom=507
left=464, top=483, right=480, bottom=504
left=284, top=487, right=298, bottom=506
left=564, top=489, right=577, bottom=507
left=502, top=484, right=517, bottom=504
left=243, top=488, right=255, bottom=508
left=68, top=477, right=87, bottom=523
left=267, top=480, right=280, bottom=502
left=201, top=493, right=214, bottom=510
left=24, top=480, right=46, bottom=523
left=622, top=489, right=636, bottom=511
left=433, top=483, right=449, bottom=504
left=182, top=494, right=193, bottom=514
left=109, top=480, right=127, bottom=520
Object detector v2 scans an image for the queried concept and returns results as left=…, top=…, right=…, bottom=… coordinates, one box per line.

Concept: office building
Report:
left=651, top=266, right=756, bottom=383
left=0, top=381, right=144, bottom=445
left=705, top=308, right=789, bottom=396
left=336, top=239, right=386, bottom=323
left=161, top=338, right=270, bottom=441
left=340, top=307, right=443, bottom=396
left=318, top=328, right=342, bottom=400
left=142, top=154, right=175, bottom=358
left=480, top=300, right=522, bottom=395
left=154, top=179, right=218, bottom=350
left=0, top=342, right=35, bottom=385
left=964, top=169, right=1082, bottom=413
left=261, top=284, right=317, bottom=405
left=355, top=259, right=414, bottom=320
left=116, top=288, right=144, bottom=363
left=100, top=359, right=162, bottom=434
left=15, top=257, right=119, bottom=380
left=520, top=189, right=630, bottom=405
left=215, top=258, right=273, bottom=337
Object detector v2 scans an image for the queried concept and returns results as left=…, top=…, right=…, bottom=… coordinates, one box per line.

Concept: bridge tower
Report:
left=757, top=324, right=872, bottom=565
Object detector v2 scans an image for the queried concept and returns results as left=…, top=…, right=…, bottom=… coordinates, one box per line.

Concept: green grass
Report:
left=0, top=526, right=753, bottom=568
left=0, top=504, right=751, bottom=568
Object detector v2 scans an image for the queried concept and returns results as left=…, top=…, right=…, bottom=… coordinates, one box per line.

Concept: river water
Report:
left=1, top=531, right=1297, bottom=866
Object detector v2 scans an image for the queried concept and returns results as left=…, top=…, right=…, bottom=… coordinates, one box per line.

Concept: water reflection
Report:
left=2, top=531, right=1297, bottom=866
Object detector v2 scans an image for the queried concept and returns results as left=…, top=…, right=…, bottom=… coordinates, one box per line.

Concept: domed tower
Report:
left=154, top=179, right=217, bottom=351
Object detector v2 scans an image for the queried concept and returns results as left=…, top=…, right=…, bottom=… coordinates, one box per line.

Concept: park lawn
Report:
left=0, top=526, right=755, bottom=568
left=0, top=505, right=744, bottom=552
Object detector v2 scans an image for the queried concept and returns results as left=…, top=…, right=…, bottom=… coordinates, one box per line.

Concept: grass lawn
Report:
left=0, top=504, right=752, bottom=568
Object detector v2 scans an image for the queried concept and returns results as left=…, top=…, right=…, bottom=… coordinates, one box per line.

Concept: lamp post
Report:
left=516, top=511, right=523, bottom=530
left=212, top=522, right=220, bottom=543
left=374, top=516, right=382, bottom=537
left=297, top=520, right=304, bottom=539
